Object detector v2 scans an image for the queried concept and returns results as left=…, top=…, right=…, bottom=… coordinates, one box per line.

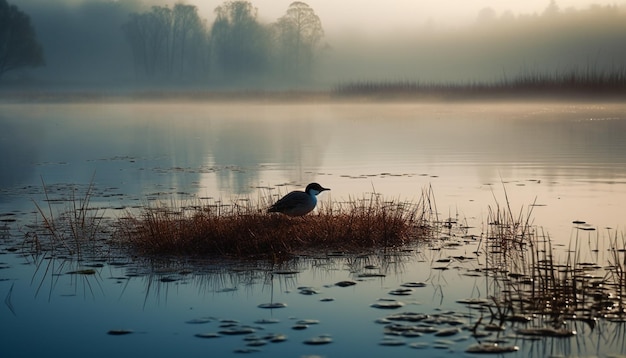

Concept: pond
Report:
left=1, top=100, right=626, bottom=357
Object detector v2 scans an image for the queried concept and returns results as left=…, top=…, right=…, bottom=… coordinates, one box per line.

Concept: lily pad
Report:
left=401, top=282, right=427, bottom=288
left=434, top=328, right=460, bottom=337
left=107, top=329, right=133, bottom=336
left=516, top=327, right=576, bottom=337
left=194, top=332, right=220, bottom=339
left=186, top=318, right=213, bottom=324
left=379, top=337, right=406, bottom=346
left=304, top=335, right=333, bottom=345
left=258, top=302, right=287, bottom=309
left=219, top=327, right=256, bottom=335
left=388, top=288, right=414, bottom=296
left=371, top=299, right=404, bottom=309
left=254, top=318, right=280, bottom=324
left=335, top=280, right=357, bottom=287
left=465, top=343, right=519, bottom=353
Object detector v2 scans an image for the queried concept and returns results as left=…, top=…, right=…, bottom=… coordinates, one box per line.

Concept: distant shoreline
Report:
left=1, top=86, right=625, bottom=104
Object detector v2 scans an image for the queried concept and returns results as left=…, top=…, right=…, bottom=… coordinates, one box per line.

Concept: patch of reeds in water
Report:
left=25, top=178, right=108, bottom=259
left=333, top=67, right=626, bottom=99
left=113, top=189, right=436, bottom=260
left=477, top=192, right=626, bottom=334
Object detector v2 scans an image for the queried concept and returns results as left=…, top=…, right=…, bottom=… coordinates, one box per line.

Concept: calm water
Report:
left=1, top=100, right=626, bottom=357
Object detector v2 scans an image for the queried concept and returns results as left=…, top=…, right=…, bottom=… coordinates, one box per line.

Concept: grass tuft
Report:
left=28, top=177, right=106, bottom=258
left=113, top=190, right=435, bottom=260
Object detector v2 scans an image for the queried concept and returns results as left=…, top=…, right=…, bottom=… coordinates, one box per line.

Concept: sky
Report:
left=17, top=0, right=620, bottom=30
left=191, top=0, right=623, bottom=33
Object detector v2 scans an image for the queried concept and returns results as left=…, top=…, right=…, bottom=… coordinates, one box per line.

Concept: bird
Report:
left=267, top=182, right=330, bottom=217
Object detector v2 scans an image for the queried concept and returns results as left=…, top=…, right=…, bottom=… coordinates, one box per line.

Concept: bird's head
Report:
left=306, top=182, right=330, bottom=196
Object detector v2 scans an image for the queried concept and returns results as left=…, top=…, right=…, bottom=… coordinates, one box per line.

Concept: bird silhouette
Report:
left=267, top=183, right=330, bottom=216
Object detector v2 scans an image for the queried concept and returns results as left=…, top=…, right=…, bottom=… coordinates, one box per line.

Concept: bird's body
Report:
left=268, top=183, right=330, bottom=216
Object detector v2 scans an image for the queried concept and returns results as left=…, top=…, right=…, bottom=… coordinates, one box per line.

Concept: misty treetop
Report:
left=4, top=0, right=626, bottom=88
left=123, top=3, right=210, bottom=81
left=0, top=0, right=44, bottom=80
left=122, top=1, right=326, bottom=85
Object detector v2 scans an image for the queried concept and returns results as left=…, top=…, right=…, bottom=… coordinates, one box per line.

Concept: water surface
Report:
left=1, top=100, right=626, bottom=357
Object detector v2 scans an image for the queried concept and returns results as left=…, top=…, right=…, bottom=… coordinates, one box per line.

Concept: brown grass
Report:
left=477, top=188, right=626, bottom=327
left=113, top=190, right=435, bottom=260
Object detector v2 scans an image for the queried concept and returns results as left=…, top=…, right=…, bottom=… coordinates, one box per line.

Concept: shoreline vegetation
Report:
left=28, top=185, right=438, bottom=261
left=17, top=180, right=626, bottom=330
left=2, top=69, right=626, bottom=103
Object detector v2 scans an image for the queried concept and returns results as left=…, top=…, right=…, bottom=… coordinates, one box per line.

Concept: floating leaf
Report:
left=107, top=329, right=133, bottom=336
left=195, top=333, right=220, bottom=339
left=371, top=299, right=404, bottom=309
left=401, top=282, right=427, bottom=288
left=186, top=318, right=213, bottom=324
left=516, top=327, right=576, bottom=337
left=388, top=288, right=414, bottom=296
left=219, top=327, right=256, bottom=335
left=304, top=335, right=333, bottom=345
left=466, top=343, right=519, bottom=353
left=379, top=337, right=406, bottom=346
left=435, top=328, right=460, bottom=337
left=258, top=302, right=287, bottom=309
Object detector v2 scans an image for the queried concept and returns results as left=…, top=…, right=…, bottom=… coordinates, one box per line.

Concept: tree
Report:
left=210, top=1, right=270, bottom=79
left=123, top=4, right=208, bottom=81
left=273, top=2, right=323, bottom=79
left=0, top=0, right=44, bottom=80
left=543, top=0, right=560, bottom=17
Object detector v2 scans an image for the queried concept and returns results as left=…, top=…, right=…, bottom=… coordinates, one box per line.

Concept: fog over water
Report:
left=5, top=0, right=626, bottom=87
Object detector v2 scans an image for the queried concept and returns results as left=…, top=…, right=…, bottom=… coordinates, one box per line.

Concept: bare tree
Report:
left=210, top=1, right=270, bottom=79
left=0, top=0, right=44, bottom=80
left=123, top=4, right=208, bottom=81
left=273, top=1, right=323, bottom=79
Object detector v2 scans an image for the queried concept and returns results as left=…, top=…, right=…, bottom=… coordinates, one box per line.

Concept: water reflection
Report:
left=1, top=102, right=625, bottom=201
left=1, top=101, right=626, bottom=356
left=4, top=238, right=626, bottom=357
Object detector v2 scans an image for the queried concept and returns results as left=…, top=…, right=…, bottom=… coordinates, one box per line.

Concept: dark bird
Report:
left=267, top=182, right=330, bottom=216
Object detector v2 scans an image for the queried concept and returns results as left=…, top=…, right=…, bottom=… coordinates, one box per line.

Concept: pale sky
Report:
left=193, top=0, right=624, bottom=33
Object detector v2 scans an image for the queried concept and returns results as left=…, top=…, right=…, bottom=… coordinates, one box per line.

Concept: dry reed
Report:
left=113, top=190, right=435, bottom=260
left=478, top=188, right=626, bottom=328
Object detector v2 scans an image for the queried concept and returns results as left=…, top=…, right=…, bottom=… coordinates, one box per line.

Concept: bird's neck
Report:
left=307, top=189, right=321, bottom=196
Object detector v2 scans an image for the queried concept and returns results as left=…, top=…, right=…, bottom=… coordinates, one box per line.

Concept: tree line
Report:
left=122, top=1, right=324, bottom=84
left=2, top=0, right=626, bottom=87
left=0, top=0, right=324, bottom=85
left=0, top=0, right=44, bottom=80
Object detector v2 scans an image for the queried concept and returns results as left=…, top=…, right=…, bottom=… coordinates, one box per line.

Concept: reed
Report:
left=113, top=189, right=435, bottom=260
left=28, top=177, right=106, bottom=258
left=478, top=191, right=626, bottom=329
left=333, top=66, right=626, bottom=99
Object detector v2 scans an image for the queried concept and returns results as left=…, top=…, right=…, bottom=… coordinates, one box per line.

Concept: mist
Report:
left=4, top=0, right=626, bottom=89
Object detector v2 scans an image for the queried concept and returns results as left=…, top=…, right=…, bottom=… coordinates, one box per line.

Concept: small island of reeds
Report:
left=29, top=184, right=437, bottom=261
left=114, top=194, right=433, bottom=261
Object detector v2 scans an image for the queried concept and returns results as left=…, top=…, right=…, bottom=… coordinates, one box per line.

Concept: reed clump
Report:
left=26, top=179, right=107, bottom=259
left=479, top=193, right=626, bottom=328
left=114, top=192, right=433, bottom=260
left=333, top=66, right=626, bottom=99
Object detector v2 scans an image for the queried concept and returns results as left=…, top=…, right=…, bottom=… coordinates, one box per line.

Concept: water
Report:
left=1, top=100, right=626, bottom=357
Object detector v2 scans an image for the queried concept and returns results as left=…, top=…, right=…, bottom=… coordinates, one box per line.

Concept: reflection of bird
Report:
left=268, top=183, right=330, bottom=216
